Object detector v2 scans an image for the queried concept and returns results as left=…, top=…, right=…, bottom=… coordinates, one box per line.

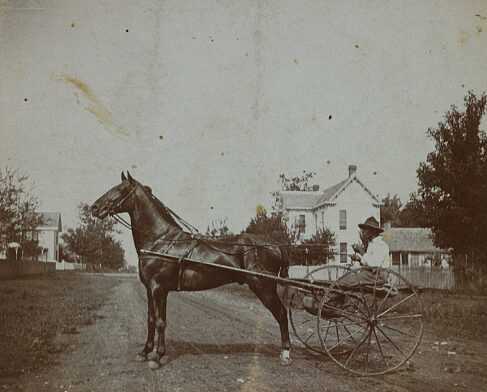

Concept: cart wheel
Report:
left=317, top=267, right=424, bottom=376
left=288, top=265, right=350, bottom=354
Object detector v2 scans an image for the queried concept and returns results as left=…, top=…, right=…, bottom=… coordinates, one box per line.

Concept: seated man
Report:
left=353, top=216, right=390, bottom=267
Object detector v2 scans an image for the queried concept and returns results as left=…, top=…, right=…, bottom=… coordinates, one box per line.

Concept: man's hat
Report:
left=358, top=216, right=383, bottom=233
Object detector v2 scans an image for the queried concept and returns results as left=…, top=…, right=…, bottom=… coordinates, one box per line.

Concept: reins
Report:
left=106, top=184, right=343, bottom=258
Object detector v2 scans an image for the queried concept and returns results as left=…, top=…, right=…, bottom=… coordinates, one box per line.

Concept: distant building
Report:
left=35, top=212, right=62, bottom=262
left=278, top=165, right=382, bottom=263
left=382, top=225, right=449, bottom=268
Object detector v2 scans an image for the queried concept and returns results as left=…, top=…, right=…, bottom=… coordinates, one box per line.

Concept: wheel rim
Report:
left=317, top=267, right=424, bottom=376
left=289, top=265, right=350, bottom=354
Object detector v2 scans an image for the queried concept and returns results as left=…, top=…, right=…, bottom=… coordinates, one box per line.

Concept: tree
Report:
left=380, top=194, right=402, bottom=226
left=277, top=170, right=317, bottom=192
left=415, top=91, right=487, bottom=267
left=300, top=228, right=336, bottom=265
left=62, top=203, right=126, bottom=269
left=0, top=167, right=42, bottom=254
left=397, top=195, right=429, bottom=228
left=380, top=193, right=429, bottom=228
left=205, top=217, right=233, bottom=238
left=244, top=205, right=296, bottom=245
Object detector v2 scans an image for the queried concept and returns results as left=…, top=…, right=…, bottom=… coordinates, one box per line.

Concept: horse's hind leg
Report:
left=247, top=277, right=292, bottom=365
left=136, top=286, right=156, bottom=362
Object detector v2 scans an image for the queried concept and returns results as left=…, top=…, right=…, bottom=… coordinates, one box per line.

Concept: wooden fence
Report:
left=389, top=266, right=455, bottom=290
left=289, top=265, right=455, bottom=290
left=0, top=259, right=56, bottom=279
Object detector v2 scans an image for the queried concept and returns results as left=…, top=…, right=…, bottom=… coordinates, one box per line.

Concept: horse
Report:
left=90, top=171, right=292, bottom=369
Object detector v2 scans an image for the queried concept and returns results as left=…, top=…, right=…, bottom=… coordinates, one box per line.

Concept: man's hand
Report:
left=350, top=254, right=361, bottom=262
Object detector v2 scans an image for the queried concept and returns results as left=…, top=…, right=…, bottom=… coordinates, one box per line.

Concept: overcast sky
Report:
left=1, top=0, right=487, bottom=263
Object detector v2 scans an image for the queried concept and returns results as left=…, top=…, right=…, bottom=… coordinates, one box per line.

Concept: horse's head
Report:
left=91, top=171, right=140, bottom=219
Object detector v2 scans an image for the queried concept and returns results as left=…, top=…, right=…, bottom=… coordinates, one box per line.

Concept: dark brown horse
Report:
left=91, top=172, right=291, bottom=369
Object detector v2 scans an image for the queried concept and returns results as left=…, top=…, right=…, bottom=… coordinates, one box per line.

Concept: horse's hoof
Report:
left=135, top=353, right=147, bottom=362
left=148, top=360, right=161, bottom=370
left=280, top=357, right=293, bottom=366
left=280, top=350, right=292, bottom=366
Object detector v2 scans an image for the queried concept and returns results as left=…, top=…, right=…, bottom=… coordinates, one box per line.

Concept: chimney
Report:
left=348, top=165, right=357, bottom=177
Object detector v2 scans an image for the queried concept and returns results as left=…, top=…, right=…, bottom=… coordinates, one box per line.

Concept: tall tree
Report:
left=380, top=194, right=402, bottom=226
left=0, top=167, right=42, bottom=254
left=62, top=203, right=126, bottom=269
left=416, top=91, right=487, bottom=264
left=397, top=195, right=429, bottom=228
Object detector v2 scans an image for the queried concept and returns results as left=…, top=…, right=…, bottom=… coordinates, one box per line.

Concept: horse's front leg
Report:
left=136, top=287, right=156, bottom=362
left=147, top=283, right=168, bottom=370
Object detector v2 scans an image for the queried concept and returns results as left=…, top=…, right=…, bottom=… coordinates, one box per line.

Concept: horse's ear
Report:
left=127, top=171, right=134, bottom=183
left=121, top=171, right=127, bottom=181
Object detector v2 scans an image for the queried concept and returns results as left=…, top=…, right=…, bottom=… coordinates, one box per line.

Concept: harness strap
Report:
left=177, top=240, right=199, bottom=291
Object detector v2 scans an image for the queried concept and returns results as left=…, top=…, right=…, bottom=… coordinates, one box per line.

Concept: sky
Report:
left=1, top=0, right=487, bottom=264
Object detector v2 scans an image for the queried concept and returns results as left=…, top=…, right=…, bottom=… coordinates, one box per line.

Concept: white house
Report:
left=278, top=165, right=381, bottom=263
left=36, top=212, right=62, bottom=262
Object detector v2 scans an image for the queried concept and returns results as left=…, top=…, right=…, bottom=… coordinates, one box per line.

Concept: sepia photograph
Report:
left=1, top=1, right=487, bottom=391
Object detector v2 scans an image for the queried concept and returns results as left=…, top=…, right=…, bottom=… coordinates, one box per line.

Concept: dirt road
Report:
left=14, top=274, right=487, bottom=391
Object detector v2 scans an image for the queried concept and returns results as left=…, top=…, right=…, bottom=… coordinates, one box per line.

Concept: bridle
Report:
left=106, top=185, right=137, bottom=230
left=106, top=184, right=200, bottom=235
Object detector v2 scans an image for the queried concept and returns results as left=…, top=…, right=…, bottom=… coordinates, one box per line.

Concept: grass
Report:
left=420, top=290, right=487, bottom=340
left=0, top=273, right=120, bottom=380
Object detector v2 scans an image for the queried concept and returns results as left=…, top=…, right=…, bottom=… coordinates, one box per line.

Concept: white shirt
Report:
left=361, top=235, right=390, bottom=267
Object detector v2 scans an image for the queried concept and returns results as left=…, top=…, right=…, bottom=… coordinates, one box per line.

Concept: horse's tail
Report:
left=278, top=245, right=289, bottom=278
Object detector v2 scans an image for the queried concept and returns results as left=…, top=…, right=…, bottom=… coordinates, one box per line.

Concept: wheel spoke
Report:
left=322, top=302, right=366, bottom=322
left=377, top=285, right=393, bottom=313
left=335, top=321, right=340, bottom=345
left=322, top=319, right=332, bottom=342
left=304, top=331, right=315, bottom=344
left=344, top=328, right=370, bottom=367
left=341, top=323, right=362, bottom=344
left=379, top=323, right=416, bottom=338
left=379, top=313, right=422, bottom=321
left=346, top=297, right=369, bottom=319
left=333, top=320, right=368, bottom=329
left=377, top=293, right=417, bottom=318
left=327, top=326, right=366, bottom=351
left=376, top=324, right=408, bottom=360
left=372, top=268, right=380, bottom=310
left=372, top=326, right=389, bottom=367
left=364, top=328, right=372, bottom=372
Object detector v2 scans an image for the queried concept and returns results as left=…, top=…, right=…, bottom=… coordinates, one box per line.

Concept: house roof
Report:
left=38, top=212, right=62, bottom=231
left=279, top=167, right=381, bottom=211
left=280, top=191, right=321, bottom=210
left=315, top=178, right=349, bottom=205
left=383, top=228, right=445, bottom=253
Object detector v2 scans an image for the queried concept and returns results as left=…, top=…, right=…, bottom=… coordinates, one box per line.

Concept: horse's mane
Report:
left=141, top=185, right=183, bottom=229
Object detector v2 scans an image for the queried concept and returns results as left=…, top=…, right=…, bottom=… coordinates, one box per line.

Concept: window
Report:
left=340, top=242, right=348, bottom=263
left=401, top=252, right=409, bottom=266
left=297, top=214, right=306, bottom=233
left=392, top=252, right=401, bottom=266
left=339, top=210, right=347, bottom=230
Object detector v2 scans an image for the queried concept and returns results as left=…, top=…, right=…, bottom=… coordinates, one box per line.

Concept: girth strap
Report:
left=177, top=240, right=199, bottom=291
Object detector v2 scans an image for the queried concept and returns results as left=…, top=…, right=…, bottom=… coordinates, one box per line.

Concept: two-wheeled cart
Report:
left=140, top=249, right=424, bottom=376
